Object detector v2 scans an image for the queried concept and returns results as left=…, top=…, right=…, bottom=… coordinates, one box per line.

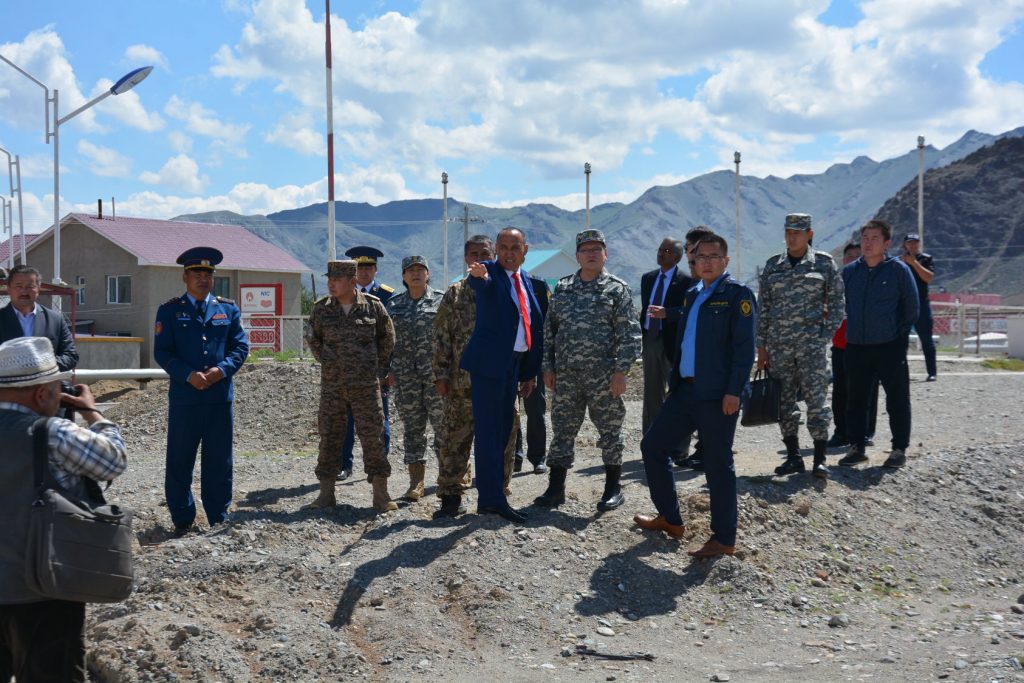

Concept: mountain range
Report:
left=177, top=126, right=1024, bottom=295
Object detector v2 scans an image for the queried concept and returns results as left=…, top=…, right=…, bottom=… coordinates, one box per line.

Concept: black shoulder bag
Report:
left=24, top=417, right=134, bottom=603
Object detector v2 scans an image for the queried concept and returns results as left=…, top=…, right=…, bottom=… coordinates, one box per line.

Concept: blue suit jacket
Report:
left=459, top=261, right=544, bottom=381
left=154, top=294, right=250, bottom=405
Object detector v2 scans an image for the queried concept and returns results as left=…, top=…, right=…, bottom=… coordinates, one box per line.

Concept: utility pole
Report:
left=325, top=0, right=336, bottom=259
left=584, top=162, right=591, bottom=228
left=461, top=205, right=484, bottom=275
left=734, top=151, right=741, bottom=281
left=442, top=172, right=449, bottom=285
left=917, top=135, right=925, bottom=252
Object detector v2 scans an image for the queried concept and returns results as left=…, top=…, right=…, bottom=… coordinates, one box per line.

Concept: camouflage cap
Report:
left=576, top=228, right=606, bottom=249
left=784, top=213, right=812, bottom=231
left=903, top=233, right=920, bottom=242
left=325, top=260, right=357, bottom=278
left=402, top=255, right=429, bottom=271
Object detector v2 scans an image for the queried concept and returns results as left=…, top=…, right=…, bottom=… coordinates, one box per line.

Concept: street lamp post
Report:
left=0, top=56, right=152, bottom=294
left=584, top=162, right=591, bottom=228
left=917, top=135, right=925, bottom=252
left=441, top=172, right=449, bottom=285
left=0, top=146, right=25, bottom=266
left=734, top=151, right=741, bottom=281
left=1, top=197, right=11, bottom=269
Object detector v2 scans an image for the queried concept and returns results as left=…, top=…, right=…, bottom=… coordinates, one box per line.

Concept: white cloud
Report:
left=76, top=140, right=133, bottom=178
left=264, top=112, right=324, bottom=156
left=92, top=78, right=164, bottom=132
left=123, top=44, right=170, bottom=73
left=203, top=0, right=1024, bottom=195
left=163, top=95, right=249, bottom=148
left=167, top=131, right=193, bottom=153
left=139, top=154, right=209, bottom=194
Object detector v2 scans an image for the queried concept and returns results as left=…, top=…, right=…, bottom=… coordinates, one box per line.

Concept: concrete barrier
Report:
left=75, top=336, right=142, bottom=369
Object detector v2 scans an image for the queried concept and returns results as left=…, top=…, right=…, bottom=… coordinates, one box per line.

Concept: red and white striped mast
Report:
left=325, top=0, right=336, bottom=259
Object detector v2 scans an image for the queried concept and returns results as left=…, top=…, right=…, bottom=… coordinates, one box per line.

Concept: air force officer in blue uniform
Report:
left=461, top=227, right=544, bottom=523
left=637, top=233, right=756, bottom=559
left=154, top=247, right=249, bottom=535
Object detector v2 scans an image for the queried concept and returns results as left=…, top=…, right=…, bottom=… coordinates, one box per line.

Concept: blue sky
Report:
left=1, top=0, right=1022, bottom=235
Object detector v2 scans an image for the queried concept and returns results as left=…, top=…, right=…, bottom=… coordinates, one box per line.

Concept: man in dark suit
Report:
left=0, top=265, right=79, bottom=372
left=640, top=238, right=692, bottom=439
left=514, top=274, right=550, bottom=474
left=461, top=227, right=544, bottom=523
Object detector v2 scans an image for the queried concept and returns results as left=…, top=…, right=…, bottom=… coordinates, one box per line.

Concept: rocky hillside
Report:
left=177, top=126, right=1024, bottom=293
left=874, top=136, right=1024, bottom=304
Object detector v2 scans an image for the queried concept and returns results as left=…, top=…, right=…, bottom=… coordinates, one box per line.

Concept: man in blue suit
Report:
left=461, top=227, right=544, bottom=523
left=154, top=247, right=249, bottom=536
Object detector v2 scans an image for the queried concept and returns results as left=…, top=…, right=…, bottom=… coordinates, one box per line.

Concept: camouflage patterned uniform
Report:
left=543, top=269, right=642, bottom=468
left=308, top=291, right=395, bottom=480
left=757, top=249, right=844, bottom=441
left=386, top=287, right=446, bottom=465
left=432, top=278, right=518, bottom=497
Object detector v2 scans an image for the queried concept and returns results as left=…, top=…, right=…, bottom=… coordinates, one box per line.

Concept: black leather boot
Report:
left=597, top=465, right=625, bottom=511
left=534, top=465, right=567, bottom=507
left=812, top=439, right=829, bottom=479
left=433, top=494, right=466, bottom=518
left=775, top=435, right=805, bottom=475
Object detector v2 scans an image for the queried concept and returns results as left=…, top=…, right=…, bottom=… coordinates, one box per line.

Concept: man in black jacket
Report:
left=0, top=265, right=78, bottom=372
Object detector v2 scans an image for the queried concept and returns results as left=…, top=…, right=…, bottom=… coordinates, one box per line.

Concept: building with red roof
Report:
left=23, top=212, right=311, bottom=366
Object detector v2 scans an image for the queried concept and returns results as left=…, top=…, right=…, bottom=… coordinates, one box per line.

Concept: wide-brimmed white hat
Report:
left=0, top=337, right=73, bottom=388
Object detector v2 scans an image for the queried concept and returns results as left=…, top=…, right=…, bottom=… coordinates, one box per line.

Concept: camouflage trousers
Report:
left=770, top=343, right=832, bottom=441
left=316, top=379, right=391, bottom=481
left=393, top=372, right=445, bottom=465
left=547, top=368, right=626, bottom=469
left=436, top=390, right=518, bottom=497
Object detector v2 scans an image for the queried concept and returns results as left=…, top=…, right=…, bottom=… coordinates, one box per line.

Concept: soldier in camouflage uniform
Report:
left=756, top=213, right=845, bottom=479
left=535, top=229, right=642, bottom=511
left=432, top=236, right=520, bottom=518
left=386, top=255, right=446, bottom=502
left=307, top=260, right=398, bottom=513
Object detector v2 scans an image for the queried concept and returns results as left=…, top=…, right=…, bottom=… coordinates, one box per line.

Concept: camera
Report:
left=61, top=382, right=82, bottom=397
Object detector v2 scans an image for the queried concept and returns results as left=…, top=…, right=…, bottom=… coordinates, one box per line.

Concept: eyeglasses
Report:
left=693, top=254, right=725, bottom=263
left=578, top=247, right=604, bottom=255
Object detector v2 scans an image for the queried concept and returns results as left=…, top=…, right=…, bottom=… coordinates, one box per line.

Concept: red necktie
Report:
left=512, top=272, right=532, bottom=350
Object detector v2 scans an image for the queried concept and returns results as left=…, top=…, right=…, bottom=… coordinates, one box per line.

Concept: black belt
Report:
left=513, top=351, right=529, bottom=361
left=681, top=377, right=695, bottom=384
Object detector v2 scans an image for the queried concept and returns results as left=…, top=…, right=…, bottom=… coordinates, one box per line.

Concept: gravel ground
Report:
left=83, top=356, right=1024, bottom=682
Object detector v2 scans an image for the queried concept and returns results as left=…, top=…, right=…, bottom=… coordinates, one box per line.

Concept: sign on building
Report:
left=240, top=283, right=283, bottom=352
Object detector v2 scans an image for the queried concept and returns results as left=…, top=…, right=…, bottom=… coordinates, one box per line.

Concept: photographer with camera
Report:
left=0, top=337, right=127, bottom=682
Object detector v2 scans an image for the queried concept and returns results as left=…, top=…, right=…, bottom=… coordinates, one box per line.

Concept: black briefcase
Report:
left=740, top=370, right=782, bottom=427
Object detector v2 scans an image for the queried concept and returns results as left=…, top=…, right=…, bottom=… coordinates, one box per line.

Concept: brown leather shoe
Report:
left=633, top=513, right=685, bottom=538
left=687, top=538, right=736, bottom=558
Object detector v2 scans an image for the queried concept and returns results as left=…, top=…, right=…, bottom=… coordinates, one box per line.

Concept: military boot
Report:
left=371, top=476, right=398, bottom=512
left=812, top=439, right=829, bottom=479
left=433, top=494, right=467, bottom=519
left=403, top=462, right=426, bottom=501
left=534, top=465, right=567, bottom=507
left=306, top=479, right=337, bottom=508
left=775, top=435, right=805, bottom=475
left=596, top=465, right=625, bottom=511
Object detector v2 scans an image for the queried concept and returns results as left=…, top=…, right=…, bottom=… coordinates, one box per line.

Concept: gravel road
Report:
left=83, top=355, right=1024, bottom=682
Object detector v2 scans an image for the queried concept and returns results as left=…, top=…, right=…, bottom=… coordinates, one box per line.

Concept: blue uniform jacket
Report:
left=363, top=280, right=395, bottom=305
left=154, top=294, right=250, bottom=405
left=841, top=256, right=919, bottom=345
left=460, top=260, right=544, bottom=381
left=668, top=275, right=757, bottom=401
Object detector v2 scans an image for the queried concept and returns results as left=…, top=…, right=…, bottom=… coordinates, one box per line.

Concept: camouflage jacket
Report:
left=432, top=278, right=476, bottom=395
left=543, top=269, right=641, bottom=375
left=386, top=287, right=444, bottom=379
left=308, top=291, right=395, bottom=385
left=756, top=249, right=844, bottom=349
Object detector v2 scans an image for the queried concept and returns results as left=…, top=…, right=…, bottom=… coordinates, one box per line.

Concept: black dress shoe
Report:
left=838, top=447, right=869, bottom=467
left=433, top=495, right=467, bottom=518
left=173, top=523, right=198, bottom=538
left=337, top=468, right=352, bottom=481
left=477, top=503, right=527, bottom=524
left=513, top=456, right=524, bottom=473
left=812, top=461, right=829, bottom=479
left=882, top=449, right=906, bottom=468
left=683, top=455, right=704, bottom=471
left=532, top=461, right=548, bottom=474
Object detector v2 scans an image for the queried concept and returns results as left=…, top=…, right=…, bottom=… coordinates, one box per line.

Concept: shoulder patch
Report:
left=740, top=300, right=753, bottom=317
left=216, top=296, right=236, bottom=304
left=379, top=284, right=395, bottom=293
left=166, top=296, right=183, bottom=305
left=154, top=320, right=163, bottom=335
left=364, top=292, right=382, bottom=302
left=815, top=251, right=836, bottom=262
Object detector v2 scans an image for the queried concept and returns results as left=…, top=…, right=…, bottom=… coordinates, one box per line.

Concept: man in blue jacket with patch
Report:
left=154, top=247, right=249, bottom=536
left=839, top=219, right=918, bottom=469
left=637, top=233, right=756, bottom=559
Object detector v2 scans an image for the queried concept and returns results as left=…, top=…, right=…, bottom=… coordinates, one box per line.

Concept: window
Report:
left=76, top=276, right=85, bottom=305
left=214, top=276, right=232, bottom=299
left=106, top=275, right=132, bottom=304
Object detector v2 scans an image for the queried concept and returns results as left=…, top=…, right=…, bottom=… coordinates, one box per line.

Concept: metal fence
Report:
left=928, top=301, right=1024, bottom=355
left=241, top=315, right=310, bottom=358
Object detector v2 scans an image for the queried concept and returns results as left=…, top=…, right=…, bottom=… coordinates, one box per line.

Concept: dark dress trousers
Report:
left=639, top=267, right=694, bottom=442
left=516, top=276, right=550, bottom=465
left=460, top=261, right=544, bottom=507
